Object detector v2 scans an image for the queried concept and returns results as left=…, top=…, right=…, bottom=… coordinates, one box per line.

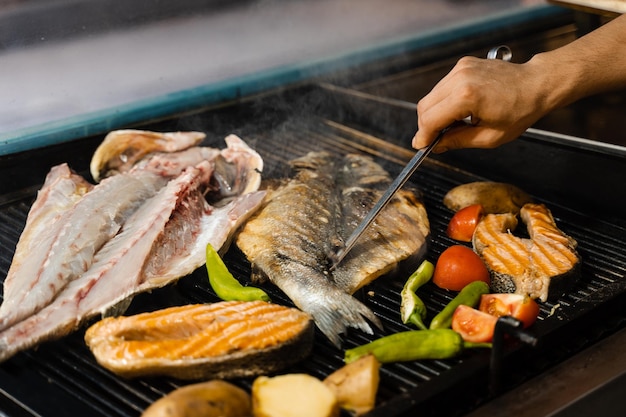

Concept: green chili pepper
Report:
left=429, top=281, right=490, bottom=330
left=206, top=243, right=270, bottom=302
left=400, top=260, right=434, bottom=330
left=344, top=329, right=491, bottom=364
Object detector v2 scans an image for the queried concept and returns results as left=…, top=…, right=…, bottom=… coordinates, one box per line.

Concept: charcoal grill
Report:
left=1, top=8, right=626, bottom=417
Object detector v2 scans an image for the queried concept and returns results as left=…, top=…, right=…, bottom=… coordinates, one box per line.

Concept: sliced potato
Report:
left=141, top=380, right=251, bottom=417
left=444, top=181, right=533, bottom=214
left=252, top=374, right=339, bottom=417
left=323, top=354, right=380, bottom=415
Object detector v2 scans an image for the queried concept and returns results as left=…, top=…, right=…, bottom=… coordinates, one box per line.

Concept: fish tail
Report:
left=307, top=291, right=382, bottom=347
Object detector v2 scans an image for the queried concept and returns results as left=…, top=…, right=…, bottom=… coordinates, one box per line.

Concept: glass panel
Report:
left=0, top=0, right=546, bottom=153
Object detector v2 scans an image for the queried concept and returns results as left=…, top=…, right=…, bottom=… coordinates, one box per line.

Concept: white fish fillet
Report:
left=90, top=130, right=207, bottom=182
left=0, top=134, right=265, bottom=362
left=0, top=164, right=92, bottom=300
left=0, top=170, right=167, bottom=331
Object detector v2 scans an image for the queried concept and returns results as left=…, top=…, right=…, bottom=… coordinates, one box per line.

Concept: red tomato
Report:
left=479, top=293, right=540, bottom=328
left=433, top=245, right=490, bottom=291
left=446, top=204, right=484, bottom=242
left=451, top=304, right=498, bottom=343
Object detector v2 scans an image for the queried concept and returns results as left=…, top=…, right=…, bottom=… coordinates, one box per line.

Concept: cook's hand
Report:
left=411, top=56, right=548, bottom=152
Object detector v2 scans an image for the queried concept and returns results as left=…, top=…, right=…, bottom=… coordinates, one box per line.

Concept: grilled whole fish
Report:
left=473, top=203, right=581, bottom=301
left=85, top=301, right=314, bottom=379
left=0, top=134, right=265, bottom=363
left=236, top=152, right=430, bottom=346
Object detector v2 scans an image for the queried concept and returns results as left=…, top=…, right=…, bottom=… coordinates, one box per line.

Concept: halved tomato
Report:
left=433, top=245, right=490, bottom=291
left=446, top=204, right=483, bottom=242
left=479, top=293, right=540, bottom=328
left=451, top=304, right=498, bottom=343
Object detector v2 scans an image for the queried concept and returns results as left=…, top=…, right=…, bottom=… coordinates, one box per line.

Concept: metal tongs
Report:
left=330, top=46, right=512, bottom=271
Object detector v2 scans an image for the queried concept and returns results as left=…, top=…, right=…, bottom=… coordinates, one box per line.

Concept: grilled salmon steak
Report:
left=85, top=301, right=314, bottom=380
left=473, top=203, right=580, bottom=301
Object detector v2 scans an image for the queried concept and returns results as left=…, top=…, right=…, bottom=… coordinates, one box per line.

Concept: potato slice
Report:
left=323, top=354, right=380, bottom=415
left=141, top=380, right=251, bottom=417
left=444, top=181, right=533, bottom=214
left=252, top=374, right=339, bottom=417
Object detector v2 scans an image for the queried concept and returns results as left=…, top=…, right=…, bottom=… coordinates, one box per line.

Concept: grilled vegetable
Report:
left=444, top=181, right=533, bottom=214
left=433, top=245, right=490, bottom=291
left=206, top=243, right=270, bottom=302
left=451, top=304, right=499, bottom=343
left=400, top=260, right=434, bottom=330
left=141, top=380, right=251, bottom=417
left=252, top=374, right=339, bottom=417
left=429, top=281, right=490, bottom=329
left=344, top=329, right=490, bottom=364
left=446, top=204, right=483, bottom=242
left=451, top=294, right=540, bottom=343
left=323, top=354, right=380, bottom=416
left=479, top=293, right=540, bottom=328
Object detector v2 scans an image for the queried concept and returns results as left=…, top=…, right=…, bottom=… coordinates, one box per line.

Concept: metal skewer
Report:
left=329, top=45, right=512, bottom=271
left=329, top=131, right=444, bottom=271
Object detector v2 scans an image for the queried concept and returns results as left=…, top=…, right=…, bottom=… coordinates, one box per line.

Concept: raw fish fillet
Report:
left=0, top=164, right=93, bottom=328
left=0, top=133, right=264, bottom=362
left=90, top=129, right=207, bottom=182
left=0, top=168, right=168, bottom=331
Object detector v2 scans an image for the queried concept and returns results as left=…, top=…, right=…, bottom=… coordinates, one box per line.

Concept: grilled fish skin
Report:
left=473, top=203, right=581, bottom=301
left=85, top=301, right=314, bottom=380
left=0, top=134, right=265, bottom=363
left=332, top=154, right=430, bottom=294
left=236, top=152, right=430, bottom=346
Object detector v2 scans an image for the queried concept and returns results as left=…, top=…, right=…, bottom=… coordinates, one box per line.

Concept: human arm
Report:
left=412, top=13, right=626, bottom=152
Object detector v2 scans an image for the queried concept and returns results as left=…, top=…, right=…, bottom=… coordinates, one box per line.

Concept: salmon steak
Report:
left=85, top=300, right=314, bottom=380
left=473, top=203, right=581, bottom=301
left=236, top=152, right=430, bottom=346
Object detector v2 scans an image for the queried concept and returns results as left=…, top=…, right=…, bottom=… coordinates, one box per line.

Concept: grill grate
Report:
left=0, top=96, right=625, bottom=417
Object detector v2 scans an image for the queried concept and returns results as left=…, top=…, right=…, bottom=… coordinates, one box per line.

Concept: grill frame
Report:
left=0, top=83, right=625, bottom=417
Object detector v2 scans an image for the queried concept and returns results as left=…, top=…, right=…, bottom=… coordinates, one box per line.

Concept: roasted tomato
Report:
left=433, top=245, right=490, bottom=291
left=451, top=304, right=498, bottom=343
left=479, top=293, right=540, bottom=328
left=446, top=204, right=484, bottom=242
